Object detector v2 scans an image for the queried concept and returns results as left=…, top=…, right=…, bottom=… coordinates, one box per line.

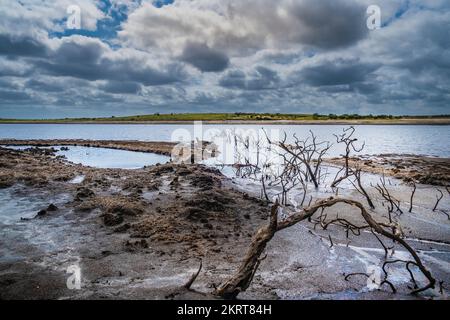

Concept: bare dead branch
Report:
left=215, top=197, right=436, bottom=299
left=333, top=126, right=365, bottom=180
left=184, top=259, right=203, bottom=290
left=433, top=189, right=444, bottom=212
left=436, top=210, right=450, bottom=220
left=371, top=230, right=394, bottom=258
left=375, top=175, right=402, bottom=220
left=214, top=200, right=279, bottom=299
left=350, top=168, right=375, bottom=209
left=409, top=182, right=416, bottom=213
left=270, top=130, right=332, bottom=189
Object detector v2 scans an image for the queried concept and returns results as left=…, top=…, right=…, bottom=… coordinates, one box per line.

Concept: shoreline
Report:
left=0, top=139, right=177, bottom=156
left=1, top=139, right=449, bottom=186
left=0, top=119, right=450, bottom=125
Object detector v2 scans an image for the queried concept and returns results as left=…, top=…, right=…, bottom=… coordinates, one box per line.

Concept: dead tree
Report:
left=214, top=197, right=435, bottom=299
left=331, top=126, right=365, bottom=187
left=266, top=130, right=332, bottom=189
left=274, top=149, right=309, bottom=206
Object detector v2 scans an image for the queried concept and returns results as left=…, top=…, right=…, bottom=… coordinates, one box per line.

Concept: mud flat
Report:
left=326, top=154, right=450, bottom=187
left=0, top=146, right=449, bottom=299
left=0, top=139, right=177, bottom=156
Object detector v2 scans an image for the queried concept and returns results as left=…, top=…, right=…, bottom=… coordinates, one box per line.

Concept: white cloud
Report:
left=120, top=0, right=369, bottom=56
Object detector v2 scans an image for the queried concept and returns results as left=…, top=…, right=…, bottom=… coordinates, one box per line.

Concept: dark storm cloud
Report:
left=261, top=52, right=302, bottom=65
left=36, top=58, right=184, bottom=86
left=219, top=66, right=280, bottom=90
left=25, top=79, right=66, bottom=92
left=0, top=78, right=19, bottom=90
left=286, top=0, right=369, bottom=49
left=0, top=89, right=31, bottom=101
left=180, top=42, right=229, bottom=72
left=387, top=14, right=450, bottom=78
left=299, top=60, right=380, bottom=87
left=100, top=81, right=142, bottom=94
left=32, top=38, right=186, bottom=86
left=0, top=34, right=48, bottom=57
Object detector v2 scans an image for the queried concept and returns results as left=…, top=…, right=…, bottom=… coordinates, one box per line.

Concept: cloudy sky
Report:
left=0, top=0, right=449, bottom=118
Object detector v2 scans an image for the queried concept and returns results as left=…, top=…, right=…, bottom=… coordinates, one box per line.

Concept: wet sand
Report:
left=325, top=154, right=450, bottom=186
left=0, top=146, right=449, bottom=300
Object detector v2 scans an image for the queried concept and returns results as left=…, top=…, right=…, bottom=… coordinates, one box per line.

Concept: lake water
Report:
left=3, top=145, right=170, bottom=169
left=0, top=123, right=449, bottom=157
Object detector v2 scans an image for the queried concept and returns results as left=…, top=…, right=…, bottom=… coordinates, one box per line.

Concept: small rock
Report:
left=204, top=223, right=213, bottom=230
left=76, top=187, right=95, bottom=199
left=126, top=239, right=148, bottom=249
left=114, top=223, right=131, bottom=233
left=36, top=209, right=47, bottom=217
left=47, top=203, right=58, bottom=211
left=103, top=213, right=124, bottom=226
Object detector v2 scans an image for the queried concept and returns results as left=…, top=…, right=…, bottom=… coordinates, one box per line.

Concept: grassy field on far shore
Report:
left=0, top=113, right=449, bottom=124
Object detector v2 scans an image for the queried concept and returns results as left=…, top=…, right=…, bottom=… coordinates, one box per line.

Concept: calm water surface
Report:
left=3, top=145, right=170, bottom=169
left=0, top=124, right=448, bottom=157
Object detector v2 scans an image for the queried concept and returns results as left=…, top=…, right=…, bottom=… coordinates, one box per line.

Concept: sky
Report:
left=0, top=0, right=449, bottom=118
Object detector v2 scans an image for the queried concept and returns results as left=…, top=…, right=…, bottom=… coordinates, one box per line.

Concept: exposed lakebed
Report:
left=0, top=143, right=448, bottom=299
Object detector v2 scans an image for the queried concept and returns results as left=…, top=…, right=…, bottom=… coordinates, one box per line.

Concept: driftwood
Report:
left=214, top=197, right=435, bottom=299
left=214, top=201, right=279, bottom=299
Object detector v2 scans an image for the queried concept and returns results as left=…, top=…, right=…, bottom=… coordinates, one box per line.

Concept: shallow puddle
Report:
left=2, top=145, right=170, bottom=169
